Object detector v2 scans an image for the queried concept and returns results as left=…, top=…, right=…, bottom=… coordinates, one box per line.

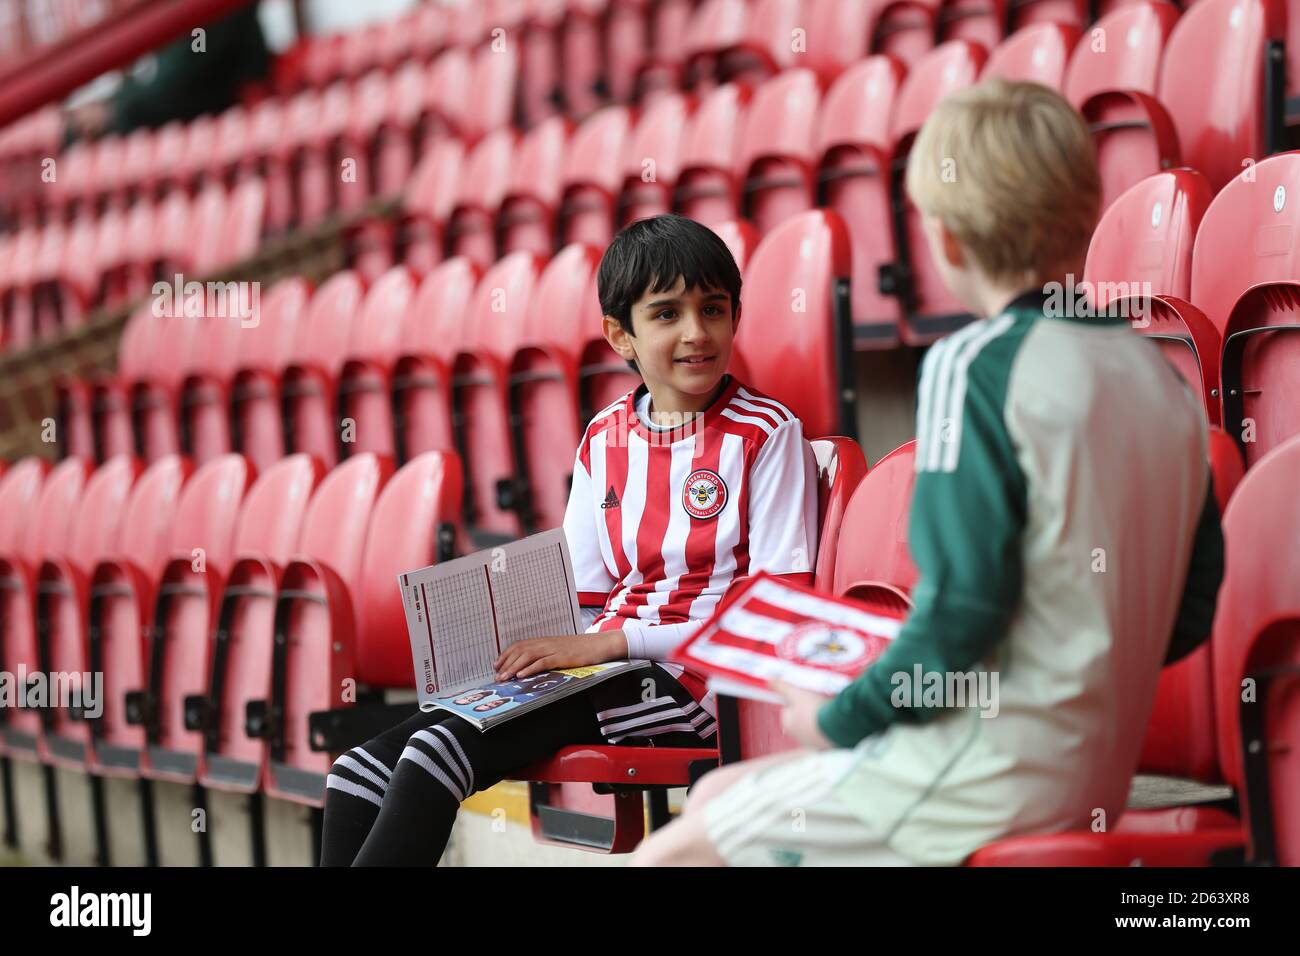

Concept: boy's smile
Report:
left=604, top=276, right=740, bottom=418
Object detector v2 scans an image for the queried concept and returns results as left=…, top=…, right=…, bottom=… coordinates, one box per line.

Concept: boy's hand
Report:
left=494, top=632, right=628, bottom=680
left=773, top=680, right=834, bottom=751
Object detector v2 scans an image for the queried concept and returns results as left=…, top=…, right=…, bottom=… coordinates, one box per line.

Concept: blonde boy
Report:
left=634, top=80, right=1224, bottom=867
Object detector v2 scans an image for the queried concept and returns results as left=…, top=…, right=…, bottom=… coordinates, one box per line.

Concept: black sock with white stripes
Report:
left=351, top=756, right=462, bottom=866
left=320, top=744, right=398, bottom=866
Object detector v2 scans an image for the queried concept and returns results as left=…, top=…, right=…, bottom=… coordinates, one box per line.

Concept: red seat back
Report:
left=1192, top=152, right=1300, bottom=465
left=619, top=92, right=694, bottom=226
left=804, top=0, right=875, bottom=82
left=231, top=454, right=326, bottom=563
left=1063, top=0, right=1179, bottom=108
left=449, top=128, right=517, bottom=268
left=1157, top=0, right=1286, bottom=192
left=734, top=209, right=855, bottom=440
left=937, top=0, right=1006, bottom=49
left=561, top=106, right=634, bottom=248
left=112, top=455, right=193, bottom=574
left=166, top=454, right=256, bottom=581
left=346, top=266, right=418, bottom=366
left=873, top=1, right=939, bottom=68
left=0, top=458, right=51, bottom=560
left=1212, top=434, right=1300, bottom=866
left=738, top=68, right=820, bottom=235
left=65, top=456, right=142, bottom=568
left=500, top=116, right=571, bottom=256
left=289, top=270, right=367, bottom=378
left=982, top=21, right=1081, bottom=89
left=514, top=243, right=603, bottom=530
left=1084, top=168, right=1212, bottom=304
left=355, top=451, right=464, bottom=687
left=675, top=83, right=751, bottom=228
left=831, top=441, right=919, bottom=602
left=1138, top=427, right=1242, bottom=780
left=815, top=54, right=908, bottom=346
left=891, top=40, right=988, bottom=342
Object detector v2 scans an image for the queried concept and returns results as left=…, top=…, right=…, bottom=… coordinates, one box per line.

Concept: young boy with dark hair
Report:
left=319, top=215, right=818, bottom=866
left=633, top=80, right=1225, bottom=867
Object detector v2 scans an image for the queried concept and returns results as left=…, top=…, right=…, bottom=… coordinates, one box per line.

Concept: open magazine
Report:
left=398, top=528, right=648, bottom=731
left=671, top=571, right=907, bottom=704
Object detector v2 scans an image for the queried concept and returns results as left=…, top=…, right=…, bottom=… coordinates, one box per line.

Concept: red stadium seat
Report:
left=39, top=456, right=143, bottom=769
left=1066, top=3, right=1181, bottom=210
left=560, top=106, right=633, bottom=248
left=967, top=827, right=1245, bottom=866
left=130, top=308, right=203, bottom=465
left=1064, top=1, right=1179, bottom=108
left=0, top=457, right=93, bottom=763
left=562, top=0, right=608, bottom=118
left=1136, top=428, right=1241, bottom=782
left=396, top=136, right=466, bottom=278
left=176, top=115, right=219, bottom=192
left=281, top=270, right=368, bottom=468
left=133, top=455, right=254, bottom=785
left=691, top=0, right=805, bottom=91
left=463, top=37, right=521, bottom=144
left=804, top=0, right=875, bottom=83
left=336, top=70, right=391, bottom=213
left=730, top=435, right=872, bottom=763
left=1192, top=152, right=1300, bottom=465
left=245, top=99, right=295, bottom=235
left=0, top=457, right=52, bottom=756
left=196, top=454, right=326, bottom=793
left=734, top=209, right=857, bottom=440
left=618, top=92, right=694, bottom=227
left=374, top=61, right=428, bottom=198
left=426, top=47, right=473, bottom=143
left=1084, top=168, right=1211, bottom=304
left=1083, top=169, right=1220, bottom=422
left=352, top=451, right=464, bottom=690
left=1157, top=0, right=1287, bottom=193
left=827, top=440, right=919, bottom=602
left=146, top=122, right=187, bottom=198
left=499, top=116, right=571, bottom=257
left=393, top=258, right=484, bottom=464
left=674, top=83, right=752, bottom=228
left=888, top=40, right=988, bottom=345
left=87, top=456, right=194, bottom=778
left=936, top=0, right=1006, bottom=50
left=981, top=21, right=1081, bottom=89
left=873, top=0, right=939, bottom=68
left=262, top=453, right=395, bottom=805
left=83, top=302, right=158, bottom=464
left=738, top=67, right=820, bottom=236
left=447, top=128, right=517, bottom=269
left=337, top=266, right=420, bottom=460
left=229, top=277, right=314, bottom=472
left=519, top=0, right=564, bottom=128
left=453, top=252, right=547, bottom=541
left=179, top=309, right=245, bottom=467
left=607, top=0, right=651, bottom=104
left=508, top=243, right=604, bottom=534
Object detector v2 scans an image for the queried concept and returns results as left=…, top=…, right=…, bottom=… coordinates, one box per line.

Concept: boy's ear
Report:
left=602, top=314, right=638, bottom=363
left=921, top=212, right=966, bottom=269
left=935, top=216, right=967, bottom=269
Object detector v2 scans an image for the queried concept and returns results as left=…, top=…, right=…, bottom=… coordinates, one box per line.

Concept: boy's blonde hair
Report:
left=905, top=78, right=1101, bottom=285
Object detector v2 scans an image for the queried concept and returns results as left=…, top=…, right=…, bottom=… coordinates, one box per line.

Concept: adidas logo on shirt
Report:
left=601, top=486, right=620, bottom=510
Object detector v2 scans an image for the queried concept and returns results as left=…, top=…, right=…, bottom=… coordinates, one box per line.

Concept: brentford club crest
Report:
left=683, top=468, right=727, bottom=520
left=776, top=623, right=880, bottom=675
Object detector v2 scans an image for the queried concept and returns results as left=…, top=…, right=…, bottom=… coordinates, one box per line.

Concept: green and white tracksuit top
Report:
left=816, top=290, right=1224, bottom=865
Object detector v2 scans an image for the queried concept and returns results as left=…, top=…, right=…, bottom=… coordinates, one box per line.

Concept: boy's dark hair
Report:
left=597, top=214, right=743, bottom=339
